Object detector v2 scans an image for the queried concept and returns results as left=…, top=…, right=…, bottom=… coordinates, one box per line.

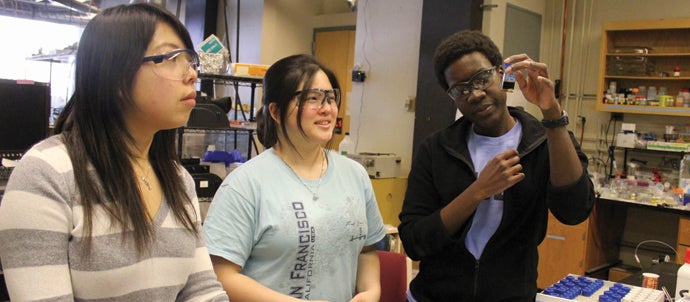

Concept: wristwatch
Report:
left=541, top=110, right=569, bottom=128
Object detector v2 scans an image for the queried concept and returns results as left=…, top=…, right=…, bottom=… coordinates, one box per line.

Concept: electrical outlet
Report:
left=404, top=96, right=415, bottom=112
left=352, top=70, right=366, bottom=82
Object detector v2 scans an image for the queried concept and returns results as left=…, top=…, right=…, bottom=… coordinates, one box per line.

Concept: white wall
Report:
left=348, top=0, right=422, bottom=176
left=258, top=0, right=357, bottom=66
left=217, top=0, right=264, bottom=64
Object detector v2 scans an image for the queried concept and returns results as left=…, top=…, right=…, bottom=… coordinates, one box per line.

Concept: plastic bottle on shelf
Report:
left=609, top=81, right=617, bottom=95
left=676, top=247, right=690, bottom=300
left=647, top=86, right=658, bottom=103
left=678, top=91, right=686, bottom=107
left=659, top=86, right=669, bottom=106
left=680, top=154, right=690, bottom=206
left=637, top=86, right=648, bottom=106
left=339, top=132, right=355, bottom=156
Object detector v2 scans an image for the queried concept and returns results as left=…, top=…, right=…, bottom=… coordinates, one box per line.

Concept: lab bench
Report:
left=538, top=195, right=690, bottom=289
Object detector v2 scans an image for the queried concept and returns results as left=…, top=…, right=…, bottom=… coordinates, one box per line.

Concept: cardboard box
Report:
left=233, top=63, right=269, bottom=77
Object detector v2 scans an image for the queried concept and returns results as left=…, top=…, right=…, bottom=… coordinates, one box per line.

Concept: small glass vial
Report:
left=626, top=93, right=636, bottom=105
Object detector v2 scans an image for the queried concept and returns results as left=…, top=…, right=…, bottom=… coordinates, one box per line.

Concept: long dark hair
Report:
left=54, top=3, right=197, bottom=255
left=256, top=54, right=341, bottom=150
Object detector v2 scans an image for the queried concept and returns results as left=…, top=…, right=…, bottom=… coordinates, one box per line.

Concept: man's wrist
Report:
left=541, top=105, right=562, bottom=120
left=541, top=110, right=569, bottom=128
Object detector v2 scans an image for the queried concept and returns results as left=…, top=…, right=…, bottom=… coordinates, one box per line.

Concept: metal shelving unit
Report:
left=178, top=74, right=262, bottom=160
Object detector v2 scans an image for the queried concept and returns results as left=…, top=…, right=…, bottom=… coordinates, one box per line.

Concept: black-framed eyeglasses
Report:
left=142, top=48, right=200, bottom=81
left=293, top=88, right=341, bottom=110
left=446, top=65, right=499, bottom=102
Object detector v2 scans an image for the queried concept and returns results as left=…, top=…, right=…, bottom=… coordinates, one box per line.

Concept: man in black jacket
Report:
left=398, top=30, right=595, bottom=301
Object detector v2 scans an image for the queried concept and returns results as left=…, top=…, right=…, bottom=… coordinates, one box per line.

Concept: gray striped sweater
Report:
left=0, top=135, right=228, bottom=301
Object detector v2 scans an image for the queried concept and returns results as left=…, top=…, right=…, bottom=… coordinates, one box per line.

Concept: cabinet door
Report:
left=678, top=216, right=690, bottom=264
left=537, top=212, right=588, bottom=289
left=314, top=29, right=355, bottom=146
left=371, top=177, right=408, bottom=227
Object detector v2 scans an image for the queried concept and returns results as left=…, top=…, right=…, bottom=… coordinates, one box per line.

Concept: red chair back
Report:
left=377, top=250, right=407, bottom=302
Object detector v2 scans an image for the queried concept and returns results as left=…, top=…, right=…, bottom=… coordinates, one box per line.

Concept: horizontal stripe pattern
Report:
left=0, top=136, right=228, bottom=301
left=3, top=265, right=73, bottom=301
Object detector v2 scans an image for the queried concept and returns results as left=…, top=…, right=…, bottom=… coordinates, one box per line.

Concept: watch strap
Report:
left=541, top=110, right=569, bottom=128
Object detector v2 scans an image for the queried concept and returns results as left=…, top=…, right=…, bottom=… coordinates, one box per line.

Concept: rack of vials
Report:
left=536, top=274, right=664, bottom=302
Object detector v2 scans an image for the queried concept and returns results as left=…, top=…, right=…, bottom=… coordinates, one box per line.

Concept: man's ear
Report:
left=498, top=64, right=505, bottom=74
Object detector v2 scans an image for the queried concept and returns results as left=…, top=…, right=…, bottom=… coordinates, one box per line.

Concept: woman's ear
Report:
left=268, top=103, right=280, bottom=124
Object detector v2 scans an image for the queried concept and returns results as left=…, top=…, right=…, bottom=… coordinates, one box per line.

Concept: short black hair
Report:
left=433, top=30, right=503, bottom=90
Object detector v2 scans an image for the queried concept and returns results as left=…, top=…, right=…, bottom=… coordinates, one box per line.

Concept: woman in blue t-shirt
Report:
left=203, top=54, right=386, bottom=302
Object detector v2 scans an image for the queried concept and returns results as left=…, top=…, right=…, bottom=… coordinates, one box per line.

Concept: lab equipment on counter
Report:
left=347, top=152, right=401, bottom=179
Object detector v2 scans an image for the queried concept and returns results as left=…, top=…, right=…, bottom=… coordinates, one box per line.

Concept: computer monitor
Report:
left=0, top=78, right=51, bottom=160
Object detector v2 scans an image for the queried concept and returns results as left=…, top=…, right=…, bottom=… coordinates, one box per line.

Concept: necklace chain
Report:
left=136, top=163, right=153, bottom=191
left=140, top=175, right=152, bottom=191
left=279, top=149, right=326, bottom=201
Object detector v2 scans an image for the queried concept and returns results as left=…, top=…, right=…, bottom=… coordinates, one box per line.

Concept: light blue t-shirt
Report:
left=203, top=148, right=386, bottom=301
left=465, top=120, right=522, bottom=259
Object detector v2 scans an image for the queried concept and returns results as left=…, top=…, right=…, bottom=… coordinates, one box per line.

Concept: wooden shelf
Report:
left=597, top=18, right=690, bottom=117
left=607, top=53, right=690, bottom=57
left=198, top=73, right=263, bottom=84
left=604, top=76, right=690, bottom=80
left=598, top=104, right=690, bottom=116
left=179, top=75, right=262, bottom=160
left=26, top=52, right=75, bottom=63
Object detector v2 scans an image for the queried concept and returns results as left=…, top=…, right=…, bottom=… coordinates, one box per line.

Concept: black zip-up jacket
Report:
left=399, top=107, right=595, bottom=301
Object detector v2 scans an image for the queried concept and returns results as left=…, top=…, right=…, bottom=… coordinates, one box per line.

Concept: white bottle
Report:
left=681, top=154, right=690, bottom=205
left=339, top=132, right=355, bottom=156
left=677, top=247, right=690, bottom=300
left=647, top=86, right=658, bottom=102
